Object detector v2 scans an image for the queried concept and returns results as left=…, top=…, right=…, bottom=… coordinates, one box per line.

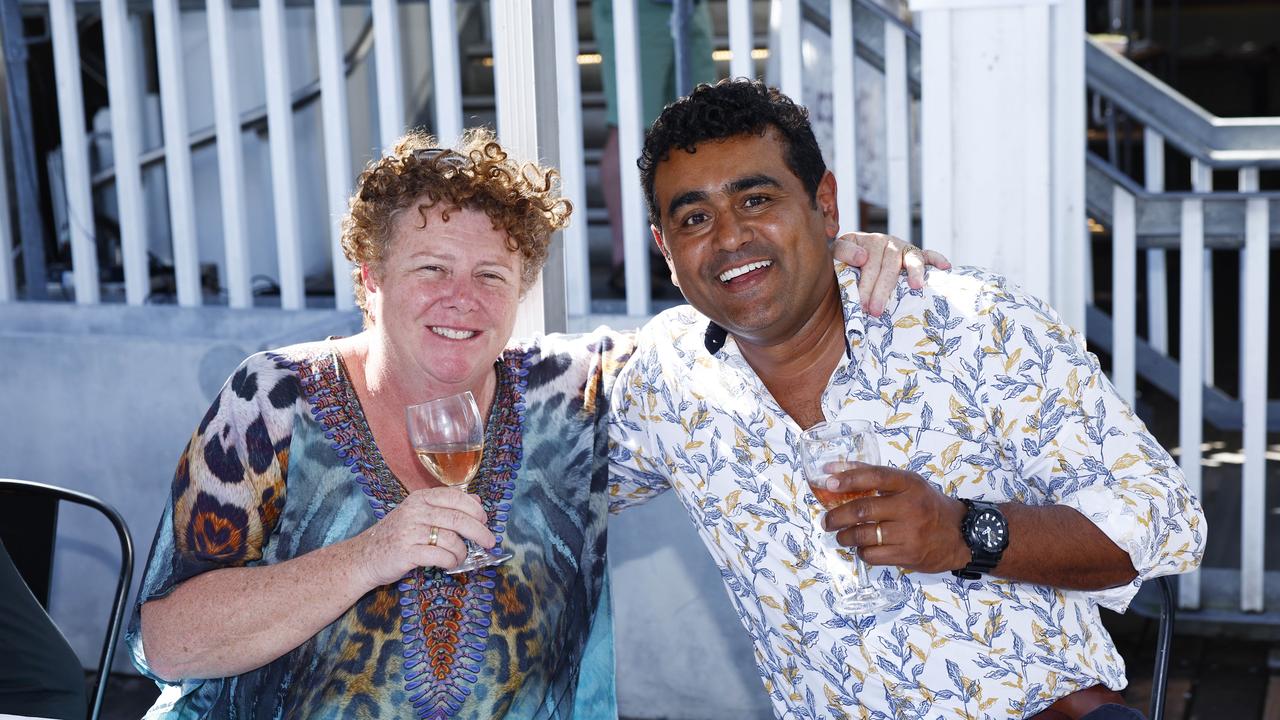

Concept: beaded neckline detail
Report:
left=290, top=346, right=529, bottom=718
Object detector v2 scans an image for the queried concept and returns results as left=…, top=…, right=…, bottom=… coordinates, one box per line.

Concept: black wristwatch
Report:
left=952, top=499, right=1009, bottom=580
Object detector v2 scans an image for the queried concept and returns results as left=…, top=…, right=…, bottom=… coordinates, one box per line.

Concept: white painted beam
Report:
left=316, top=0, right=354, bottom=310
left=101, top=0, right=150, bottom=304
left=260, top=0, right=305, bottom=308
left=554, top=0, right=590, bottom=316
left=207, top=0, right=251, bottom=307
left=154, top=0, right=201, bottom=306
left=1178, top=197, right=1204, bottom=610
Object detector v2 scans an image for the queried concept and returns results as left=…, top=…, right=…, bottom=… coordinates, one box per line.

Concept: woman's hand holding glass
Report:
left=352, top=488, right=497, bottom=588
left=406, top=391, right=514, bottom=573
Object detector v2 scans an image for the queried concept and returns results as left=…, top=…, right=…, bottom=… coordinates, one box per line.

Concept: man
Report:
left=607, top=79, right=1204, bottom=719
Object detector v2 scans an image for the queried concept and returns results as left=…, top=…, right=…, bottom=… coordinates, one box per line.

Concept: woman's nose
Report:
left=441, top=277, right=480, bottom=312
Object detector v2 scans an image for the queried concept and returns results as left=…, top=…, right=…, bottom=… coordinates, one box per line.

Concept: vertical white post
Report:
left=613, top=0, right=650, bottom=316
left=50, top=0, right=98, bottom=304
left=492, top=0, right=552, bottom=336
left=916, top=6, right=952, bottom=260
left=1112, top=187, right=1136, bottom=404
left=1019, top=4, right=1053, bottom=302
left=885, top=21, right=911, bottom=244
left=1143, top=127, right=1167, bottom=353
left=728, top=0, right=754, bottom=80
left=154, top=0, right=202, bottom=306
left=101, top=0, right=150, bottom=304
left=431, top=0, right=463, bottom=144
left=260, top=0, right=306, bottom=309
left=777, top=0, right=802, bottom=101
left=1192, top=158, right=1213, bottom=384
left=207, top=0, right=251, bottom=308
left=316, top=0, right=355, bottom=310
left=1050, top=0, right=1085, bottom=330
left=831, top=0, right=859, bottom=231
left=1241, top=168, right=1267, bottom=612
left=909, top=0, right=1060, bottom=304
left=1238, top=169, right=1253, bottom=401
left=373, top=0, right=404, bottom=149
left=554, top=0, right=590, bottom=316
left=1178, top=197, right=1204, bottom=610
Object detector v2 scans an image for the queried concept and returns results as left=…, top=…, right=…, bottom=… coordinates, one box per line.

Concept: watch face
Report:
left=969, top=509, right=1008, bottom=552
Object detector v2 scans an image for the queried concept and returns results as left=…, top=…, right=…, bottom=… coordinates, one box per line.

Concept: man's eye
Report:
left=743, top=195, right=770, bottom=208
left=420, top=265, right=443, bottom=273
left=681, top=211, right=708, bottom=227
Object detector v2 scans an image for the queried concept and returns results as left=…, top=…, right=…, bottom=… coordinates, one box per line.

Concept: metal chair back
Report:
left=1148, top=575, right=1176, bottom=720
left=0, top=479, right=134, bottom=720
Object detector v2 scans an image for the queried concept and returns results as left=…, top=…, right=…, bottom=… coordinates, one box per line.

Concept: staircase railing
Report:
left=1084, top=38, right=1279, bottom=615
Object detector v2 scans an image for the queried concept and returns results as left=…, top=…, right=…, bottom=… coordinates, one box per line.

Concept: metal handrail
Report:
left=1086, top=37, right=1280, bottom=168
left=88, top=13, right=376, bottom=188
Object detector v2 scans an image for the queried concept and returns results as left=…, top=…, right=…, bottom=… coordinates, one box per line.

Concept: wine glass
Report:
left=405, top=391, right=512, bottom=573
left=799, top=419, right=903, bottom=614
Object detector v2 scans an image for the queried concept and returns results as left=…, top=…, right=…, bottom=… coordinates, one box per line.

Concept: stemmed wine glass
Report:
left=405, top=391, right=512, bottom=574
left=799, top=419, right=903, bottom=614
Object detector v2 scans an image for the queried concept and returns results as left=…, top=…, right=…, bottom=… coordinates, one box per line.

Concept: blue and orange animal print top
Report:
left=126, top=329, right=634, bottom=719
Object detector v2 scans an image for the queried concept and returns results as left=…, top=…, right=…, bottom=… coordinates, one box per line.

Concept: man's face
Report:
left=651, top=128, right=840, bottom=346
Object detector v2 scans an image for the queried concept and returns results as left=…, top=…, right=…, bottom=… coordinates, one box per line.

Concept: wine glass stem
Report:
left=851, top=551, right=876, bottom=590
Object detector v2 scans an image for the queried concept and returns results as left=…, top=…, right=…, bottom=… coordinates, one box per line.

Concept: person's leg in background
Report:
left=593, top=0, right=716, bottom=296
left=0, top=539, right=88, bottom=720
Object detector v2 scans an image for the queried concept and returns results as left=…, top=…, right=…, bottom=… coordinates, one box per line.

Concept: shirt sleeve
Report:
left=606, top=328, right=674, bottom=514
left=993, top=290, right=1206, bottom=613
left=125, top=351, right=296, bottom=680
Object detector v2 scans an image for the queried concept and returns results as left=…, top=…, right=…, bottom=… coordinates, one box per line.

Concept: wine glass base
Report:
left=445, top=549, right=513, bottom=575
left=832, top=585, right=904, bottom=615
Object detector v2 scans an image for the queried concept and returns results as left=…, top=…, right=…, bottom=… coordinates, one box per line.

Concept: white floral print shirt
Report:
left=607, top=262, right=1205, bottom=720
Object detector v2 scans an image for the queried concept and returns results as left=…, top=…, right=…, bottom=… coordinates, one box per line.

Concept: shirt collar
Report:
left=702, top=260, right=866, bottom=359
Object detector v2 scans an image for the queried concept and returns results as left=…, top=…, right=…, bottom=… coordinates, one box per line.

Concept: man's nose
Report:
left=714, top=214, right=752, bottom=252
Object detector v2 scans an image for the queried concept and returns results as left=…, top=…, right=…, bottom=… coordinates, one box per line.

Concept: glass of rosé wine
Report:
left=799, top=420, right=902, bottom=614
left=405, top=391, right=512, bottom=573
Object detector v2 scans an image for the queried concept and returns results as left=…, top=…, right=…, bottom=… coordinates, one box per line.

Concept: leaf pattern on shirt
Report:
left=608, top=262, right=1205, bottom=719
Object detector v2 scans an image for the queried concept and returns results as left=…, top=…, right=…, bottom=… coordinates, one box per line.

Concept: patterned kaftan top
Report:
left=126, top=330, right=633, bottom=719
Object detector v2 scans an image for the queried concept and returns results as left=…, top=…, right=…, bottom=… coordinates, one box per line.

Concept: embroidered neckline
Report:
left=287, top=344, right=530, bottom=718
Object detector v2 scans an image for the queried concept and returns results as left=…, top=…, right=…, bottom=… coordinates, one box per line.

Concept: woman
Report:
left=127, top=128, right=940, bottom=718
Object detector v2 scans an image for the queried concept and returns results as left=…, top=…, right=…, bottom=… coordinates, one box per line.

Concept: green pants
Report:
left=592, top=0, right=718, bottom=127
left=0, top=539, right=87, bottom=720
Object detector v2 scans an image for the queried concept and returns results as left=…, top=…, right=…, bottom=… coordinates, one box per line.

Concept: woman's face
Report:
left=365, top=203, right=523, bottom=393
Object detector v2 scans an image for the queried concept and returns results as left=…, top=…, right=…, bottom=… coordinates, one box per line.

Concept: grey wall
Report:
left=0, top=303, right=771, bottom=718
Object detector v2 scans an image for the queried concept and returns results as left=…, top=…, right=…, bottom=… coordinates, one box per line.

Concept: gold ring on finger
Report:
left=428, top=526, right=440, bottom=546
left=875, top=523, right=884, bottom=546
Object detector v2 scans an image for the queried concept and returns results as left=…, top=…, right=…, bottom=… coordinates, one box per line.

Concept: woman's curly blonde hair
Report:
left=341, top=127, right=572, bottom=320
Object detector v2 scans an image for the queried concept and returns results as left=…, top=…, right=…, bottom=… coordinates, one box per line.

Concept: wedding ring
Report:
left=428, top=526, right=440, bottom=546
left=874, top=523, right=884, bottom=546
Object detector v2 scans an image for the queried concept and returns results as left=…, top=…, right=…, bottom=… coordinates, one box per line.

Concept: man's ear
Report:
left=651, top=225, right=680, bottom=288
left=817, top=171, right=840, bottom=239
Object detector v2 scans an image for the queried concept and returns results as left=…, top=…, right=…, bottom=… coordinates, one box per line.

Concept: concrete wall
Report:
left=0, top=303, right=770, bottom=718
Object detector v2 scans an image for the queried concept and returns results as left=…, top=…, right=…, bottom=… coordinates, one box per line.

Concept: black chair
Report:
left=0, top=478, right=135, bottom=720
left=1149, top=575, right=1176, bottom=720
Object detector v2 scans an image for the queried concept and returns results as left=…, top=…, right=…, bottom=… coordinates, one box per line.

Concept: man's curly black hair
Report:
left=638, top=79, right=826, bottom=228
